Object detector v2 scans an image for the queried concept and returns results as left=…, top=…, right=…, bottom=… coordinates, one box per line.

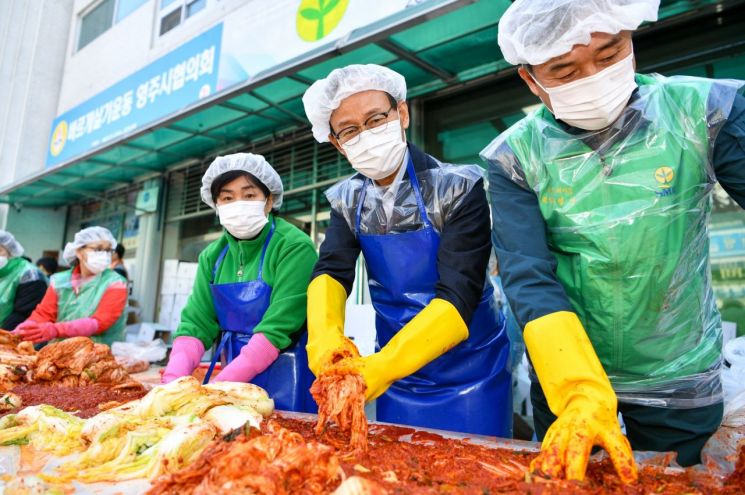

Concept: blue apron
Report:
left=203, top=220, right=316, bottom=413
left=355, top=158, right=512, bottom=437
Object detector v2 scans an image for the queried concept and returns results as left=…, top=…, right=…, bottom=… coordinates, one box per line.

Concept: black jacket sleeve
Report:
left=312, top=207, right=361, bottom=294
left=713, top=92, right=745, bottom=207
left=113, top=265, right=129, bottom=280
left=487, top=146, right=574, bottom=330
left=2, top=279, right=48, bottom=330
left=434, top=179, right=491, bottom=325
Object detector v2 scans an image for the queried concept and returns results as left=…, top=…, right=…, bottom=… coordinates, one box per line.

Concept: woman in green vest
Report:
left=0, top=231, right=47, bottom=330
left=14, top=226, right=128, bottom=346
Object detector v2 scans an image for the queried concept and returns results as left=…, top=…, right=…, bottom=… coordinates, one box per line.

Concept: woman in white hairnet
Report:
left=0, top=231, right=47, bottom=331
left=480, top=0, right=745, bottom=483
left=302, top=64, right=512, bottom=437
left=14, top=226, right=127, bottom=345
left=160, top=153, right=318, bottom=413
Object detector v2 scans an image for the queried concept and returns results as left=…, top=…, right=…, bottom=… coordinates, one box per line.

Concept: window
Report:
left=159, top=0, right=208, bottom=36
left=115, top=0, right=149, bottom=22
left=78, top=0, right=149, bottom=50
left=159, top=9, right=182, bottom=35
left=78, top=0, right=115, bottom=50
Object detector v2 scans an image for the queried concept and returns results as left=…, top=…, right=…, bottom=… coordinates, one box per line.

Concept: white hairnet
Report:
left=0, top=231, right=24, bottom=258
left=200, top=153, right=284, bottom=210
left=302, top=64, right=407, bottom=143
left=498, top=0, right=659, bottom=66
left=62, top=226, right=117, bottom=264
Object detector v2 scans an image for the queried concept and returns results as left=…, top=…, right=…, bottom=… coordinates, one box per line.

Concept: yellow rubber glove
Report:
left=306, top=274, right=360, bottom=376
left=524, top=311, right=637, bottom=483
left=354, top=298, right=468, bottom=401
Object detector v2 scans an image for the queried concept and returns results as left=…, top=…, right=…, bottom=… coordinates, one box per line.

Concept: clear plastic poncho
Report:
left=326, top=154, right=484, bottom=235
left=481, top=74, right=745, bottom=408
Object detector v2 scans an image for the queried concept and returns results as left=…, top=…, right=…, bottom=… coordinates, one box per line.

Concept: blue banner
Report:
left=47, top=23, right=223, bottom=168
left=710, top=230, right=745, bottom=258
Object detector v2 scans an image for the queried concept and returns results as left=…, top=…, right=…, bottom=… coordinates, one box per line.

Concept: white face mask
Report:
left=85, top=251, right=111, bottom=275
left=341, top=119, right=408, bottom=180
left=0, top=256, right=8, bottom=270
left=532, top=52, right=637, bottom=131
left=218, top=200, right=268, bottom=239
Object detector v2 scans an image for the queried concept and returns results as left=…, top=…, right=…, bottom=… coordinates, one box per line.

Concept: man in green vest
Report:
left=482, top=0, right=745, bottom=483
left=0, top=231, right=47, bottom=330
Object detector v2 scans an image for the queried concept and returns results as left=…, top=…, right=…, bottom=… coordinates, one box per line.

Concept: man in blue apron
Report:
left=161, top=153, right=318, bottom=412
left=302, top=64, right=512, bottom=437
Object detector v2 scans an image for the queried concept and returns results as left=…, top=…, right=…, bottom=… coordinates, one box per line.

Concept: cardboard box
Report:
left=163, top=259, right=180, bottom=277
left=160, top=276, right=177, bottom=295
left=343, top=304, right=377, bottom=357
left=173, top=294, right=190, bottom=315
left=177, top=262, right=199, bottom=280
left=723, top=321, right=737, bottom=349
left=160, top=294, right=175, bottom=314
left=158, top=308, right=171, bottom=327
left=137, top=322, right=169, bottom=342
left=169, top=311, right=181, bottom=331
left=175, top=277, right=195, bottom=295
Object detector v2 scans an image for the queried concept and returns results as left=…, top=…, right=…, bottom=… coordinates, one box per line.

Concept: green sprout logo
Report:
left=296, top=0, right=349, bottom=42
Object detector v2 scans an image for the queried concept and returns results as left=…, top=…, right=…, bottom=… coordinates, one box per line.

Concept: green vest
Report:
left=0, top=258, right=39, bottom=324
left=51, top=268, right=127, bottom=346
left=503, top=74, right=737, bottom=405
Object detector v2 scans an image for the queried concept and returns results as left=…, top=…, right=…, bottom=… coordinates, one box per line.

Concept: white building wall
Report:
left=57, top=0, right=414, bottom=112
left=0, top=0, right=74, bottom=227
left=59, top=0, right=250, bottom=113
left=0, top=0, right=73, bottom=252
left=4, top=206, right=68, bottom=263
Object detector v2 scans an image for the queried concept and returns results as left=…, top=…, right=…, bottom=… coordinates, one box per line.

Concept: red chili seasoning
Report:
left=3, top=384, right=147, bottom=418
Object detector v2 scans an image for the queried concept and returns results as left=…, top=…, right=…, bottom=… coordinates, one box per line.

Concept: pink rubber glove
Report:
left=56, top=318, right=100, bottom=337
left=16, top=318, right=101, bottom=344
left=162, top=336, right=205, bottom=384
left=12, top=320, right=39, bottom=335
left=16, top=321, right=58, bottom=343
left=214, top=333, right=279, bottom=383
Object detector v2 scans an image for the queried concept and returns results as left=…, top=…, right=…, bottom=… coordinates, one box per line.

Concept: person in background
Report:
left=36, top=257, right=59, bottom=278
left=14, top=227, right=128, bottom=345
left=489, top=256, right=524, bottom=373
left=302, top=64, right=512, bottom=436
left=160, top=153, right=318, bottom=413
left=482, top=0, right=745, bottom=482
left=0, top=231, right=47, bottom=330
left=110, top=244, right=128, bottom=280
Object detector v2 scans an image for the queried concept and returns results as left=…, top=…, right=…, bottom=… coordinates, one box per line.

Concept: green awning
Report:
left=0, top=0, right=733, bottom=208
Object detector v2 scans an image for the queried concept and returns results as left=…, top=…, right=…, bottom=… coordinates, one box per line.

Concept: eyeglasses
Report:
left=332, top=106, right=397, bottom=145
left=84, top=246, right=113, bottom=254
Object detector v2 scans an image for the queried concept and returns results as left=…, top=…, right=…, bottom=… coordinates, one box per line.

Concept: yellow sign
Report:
left=49, top=120, right=68, bottom=157
left=297, top=0, right=349, bottom=42
left=655, top=166, right=674, bottom=188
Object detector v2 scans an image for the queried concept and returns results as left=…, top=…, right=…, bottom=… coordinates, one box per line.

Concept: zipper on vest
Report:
left=598, top=151, right=623, bottom=371
left=237, top=250, right=244, bottom=278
